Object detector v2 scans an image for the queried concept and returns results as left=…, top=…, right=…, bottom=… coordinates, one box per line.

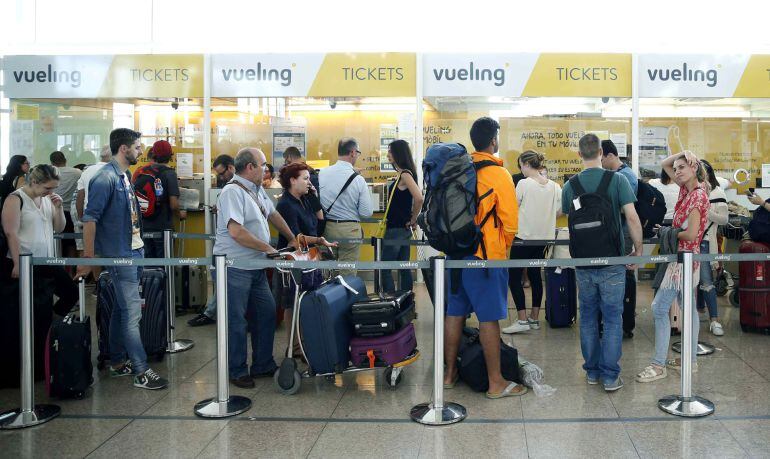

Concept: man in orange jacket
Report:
left=443, top=117, right=527, bottom=399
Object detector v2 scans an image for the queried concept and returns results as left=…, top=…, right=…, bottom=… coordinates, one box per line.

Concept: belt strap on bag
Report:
left=336, top=275, right=360, bottom=296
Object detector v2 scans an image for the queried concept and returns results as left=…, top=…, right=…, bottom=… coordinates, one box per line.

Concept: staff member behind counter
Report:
left=319, top=138, right=373, bottom=276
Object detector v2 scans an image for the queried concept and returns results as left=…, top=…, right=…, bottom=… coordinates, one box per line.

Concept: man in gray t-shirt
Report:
left=50, top=150, right=82, bottom=260
left=213, top=147, right=296, bottom=389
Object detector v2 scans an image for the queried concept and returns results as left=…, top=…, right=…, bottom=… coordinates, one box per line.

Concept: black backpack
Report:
left=457, top=327, right=521, bottom=392
left=635, top=179, right=667, bottom=239
left=567, top=171, right=622, bottom=260
left=748, top=198, right=770, bottom=244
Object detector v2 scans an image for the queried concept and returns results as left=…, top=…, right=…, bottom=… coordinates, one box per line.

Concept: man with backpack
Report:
left=562, top=134, right=643, bottom=392
left=601, top=139, right=639, bottom=339
left=132, top=140, right=186, bottom=259
left=435, top=117, right=527, bottom=399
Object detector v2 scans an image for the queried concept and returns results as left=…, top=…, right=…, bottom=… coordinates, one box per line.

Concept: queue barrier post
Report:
left=164, top=230, right=194, bottom=354
left=658, top=251, right=715, bottom=417
left=410, top=256, right=467, bottom=425
left=0, top=254, right=61, bottom=429
left=194, top=254, right=252, bottom=417
left=373, top=237, right=382, bottom=294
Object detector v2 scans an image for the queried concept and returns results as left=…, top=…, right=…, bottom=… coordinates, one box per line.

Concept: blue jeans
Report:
left=380, top=227, right=413, bottom=293
left=227, top=267, right=277, bottom=378
left=576, top=265, right=625, bottom=384
left=652, top=285, right=699, bottom=366
left=107, top=249, right=148, bottom=374
left=697, top=241, right=719, bottom=319
left=203, top=268, right=217, bottom=318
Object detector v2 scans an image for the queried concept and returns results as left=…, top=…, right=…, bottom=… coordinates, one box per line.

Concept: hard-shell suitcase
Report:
left=457, top=327, right=521, bottom=392
left=45, top=278, right=93, bottom=398
left=174, top=265, right=208, bottom=311
left=299, top=276, right=367, bottom=375
left=96, top=269, right=167, bottom=369
left=350, top=323, right=417, bottom=367
left=545, top=268, right=577, bottom=328
left=350, top=291, right=416, bottom=337
left=738, top=240, right=770, bottom=333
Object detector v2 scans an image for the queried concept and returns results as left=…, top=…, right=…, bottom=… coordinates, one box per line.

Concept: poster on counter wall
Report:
left=380, top=124, right=397, bottom=172
left=639, top=127, right=670, bottom=173
left=272, top=121, right=306, bottom=166
left=611, top=133, right=627, bottom=158
left=176, top=153, right=194, bottom=178
left=10, top=120, right=34, bottom=156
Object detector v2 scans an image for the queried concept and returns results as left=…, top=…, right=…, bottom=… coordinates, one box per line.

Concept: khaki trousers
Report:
left=323, top=221, right=362, bottom=277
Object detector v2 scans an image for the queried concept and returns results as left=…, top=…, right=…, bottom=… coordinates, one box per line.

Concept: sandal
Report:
left=486, top=382, right=527, bottom=399
left=666, top=358, right=698, bottom=373
left=635, top=365, right=667, bottom=383
left=443, top=371, right=459, bottom=389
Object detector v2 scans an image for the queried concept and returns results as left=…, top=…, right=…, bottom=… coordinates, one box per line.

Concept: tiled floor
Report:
left=1, top=279, right=769, bottom=458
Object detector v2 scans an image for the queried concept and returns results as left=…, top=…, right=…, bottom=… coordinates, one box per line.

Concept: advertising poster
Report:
left=610, top=133, right=628, bottom=158
left=380, top=124, right=397, bottom=172
left=176, top=152, right=194, bottom=178
left=272, top=121, right=306, bottom=165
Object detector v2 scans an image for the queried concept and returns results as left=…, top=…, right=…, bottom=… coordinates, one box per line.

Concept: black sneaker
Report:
left=623, top=331, right=634, bottom=339
left=133, top=368, right=168, bottom=390
left=187, top=313, right=215, bottom=327
left=109, top=361, right=133, bottom=377
left=230, top=375, right=255, bottom=388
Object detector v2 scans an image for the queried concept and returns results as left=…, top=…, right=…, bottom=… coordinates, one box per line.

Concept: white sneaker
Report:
left=527, top=318, right=541, bottom=330
left=710, top=321, right=725, bottom=336
left=502, top=321, right=531, bottom=334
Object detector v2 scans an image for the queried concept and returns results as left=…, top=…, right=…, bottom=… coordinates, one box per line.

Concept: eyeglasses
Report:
left=354, top=150, right=362, bottom=155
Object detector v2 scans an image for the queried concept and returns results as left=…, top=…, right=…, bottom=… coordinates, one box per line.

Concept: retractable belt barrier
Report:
left=9, top=248, right=770, bottom=430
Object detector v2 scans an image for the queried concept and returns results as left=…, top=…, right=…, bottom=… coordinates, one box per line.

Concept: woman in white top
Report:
left=503, top=151, right=562, bottom=334
left=2, top=165, right=78, bottom=316
left=697, top=160, right=728, bottom=336
left=648, top=169, right=680, bottom=222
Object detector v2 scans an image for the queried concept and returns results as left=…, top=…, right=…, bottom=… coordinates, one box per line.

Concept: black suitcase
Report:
left=96, top=269, right=167, bottom=369
left=350, top=290, right=416, bottom=337
left=545, top=268, right=577, bottom=328
left=45, top=278, right=93, bottom=399
left=457, top=327, right=521, bottom=392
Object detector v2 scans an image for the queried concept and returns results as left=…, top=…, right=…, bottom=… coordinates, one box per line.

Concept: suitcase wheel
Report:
left=715, top=277, right=728, bottom=296
left=729, top=289, right=740, bottom=308
left=383, top=367, right=403, bottom=388
left=274, top=368, right=302, bottom=395
left=741, top=324, right=748, bottom=333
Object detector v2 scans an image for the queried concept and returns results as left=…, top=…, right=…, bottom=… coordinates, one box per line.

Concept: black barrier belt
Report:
left=30, top=251, right=770, bottom=269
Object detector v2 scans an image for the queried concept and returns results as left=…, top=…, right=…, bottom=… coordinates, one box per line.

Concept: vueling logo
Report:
left=646, top=63, right=718, bottom=88
left=432, top=62, right=505, bottom=87
left=221, top=63, right=292, bottom=87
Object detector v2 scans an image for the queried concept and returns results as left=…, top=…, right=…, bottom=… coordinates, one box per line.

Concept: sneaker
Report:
left=603, top=377, right=624, bottom=392
left=623, top=330, right=634, bottom=339
left=187, top=313, right=215, bottom=327
left=636, top=365, right=667, bottom=383
left=133, top=368, right=168, bottom=390
left=666, top=358, right=698, bottom=373
left=502, top=321, right=531, bottom=334
left=587, top=375, right=599, bottom=385
left=109, top=361, right=133, bottom=377
left=710, top=321, right=725, bottom=336
left=527, top=318, right=541, bottom=330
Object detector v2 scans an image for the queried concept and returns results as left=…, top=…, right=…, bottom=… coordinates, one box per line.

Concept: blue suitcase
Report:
left=299, top=276, right=367, bottom=375
left=545, top=268, right=577, bottom=328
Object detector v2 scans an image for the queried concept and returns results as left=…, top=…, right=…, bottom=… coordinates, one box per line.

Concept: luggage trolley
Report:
left=270, top=246, right=419, bottom=395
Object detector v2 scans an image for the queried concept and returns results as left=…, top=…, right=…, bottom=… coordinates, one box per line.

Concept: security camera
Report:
left=329, top=99, right=336, bottom=110
left=171, top=100, right=180, bottom=110
left=601, top=97, right=610, bottom=103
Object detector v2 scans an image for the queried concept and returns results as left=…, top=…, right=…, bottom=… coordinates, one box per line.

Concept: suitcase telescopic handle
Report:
left=78, top=277, right=86, bottom=321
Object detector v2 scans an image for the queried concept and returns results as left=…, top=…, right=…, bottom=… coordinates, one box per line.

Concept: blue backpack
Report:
left=417, top=143, right=496, bottom=259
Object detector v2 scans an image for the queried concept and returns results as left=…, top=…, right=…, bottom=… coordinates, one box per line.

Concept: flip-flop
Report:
left=486, top=382, right=528, bottom=399
left=443, top=372, right=460, bottom=389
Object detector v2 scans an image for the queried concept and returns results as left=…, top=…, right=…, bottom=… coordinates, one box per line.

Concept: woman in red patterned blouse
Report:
left=637, top=151, right=711, bottom=383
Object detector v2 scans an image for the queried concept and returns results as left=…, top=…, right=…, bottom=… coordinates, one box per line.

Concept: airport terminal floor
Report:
left=1, top=278, right=769, bottom=458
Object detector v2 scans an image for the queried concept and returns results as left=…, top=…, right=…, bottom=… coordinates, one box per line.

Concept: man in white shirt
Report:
left=214, top=147, right=296, bottom=389
left=50, top=150, right=81, bottom=262
left=75, top=145, right=112, bottom=278
left=319, top=138, right=373, bottom=275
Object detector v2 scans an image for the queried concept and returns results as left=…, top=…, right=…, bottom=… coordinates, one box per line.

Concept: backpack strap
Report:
left=596, top=170, right=615, bottom=197
left=568, top=175, right=587, bottom=197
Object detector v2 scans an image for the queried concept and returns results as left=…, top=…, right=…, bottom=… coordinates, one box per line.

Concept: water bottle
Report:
left=154, top=177, right=163, bottom=197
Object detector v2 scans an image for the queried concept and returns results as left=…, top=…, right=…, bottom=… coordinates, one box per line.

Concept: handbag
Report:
left=374, top=174, right=402, bottom=239
left=275, top=234, right=334, bottom=263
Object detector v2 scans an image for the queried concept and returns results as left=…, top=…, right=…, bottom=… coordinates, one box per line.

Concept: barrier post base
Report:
left=194, top=396, right=251, bottom=418
left=0, top=405, right=60, bottom=430
left=167, top=339, right=194, bottom=354
left=410, top=402, right=466, bottom=426
left=672, top=341, right=715, bottom=356
left=658, top=395, right=715, bottom=418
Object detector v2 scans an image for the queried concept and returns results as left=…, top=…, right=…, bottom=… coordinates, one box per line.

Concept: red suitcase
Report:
left=350, top=323, right=417, bottom=368
left=738, top=241, right=770, bottom=333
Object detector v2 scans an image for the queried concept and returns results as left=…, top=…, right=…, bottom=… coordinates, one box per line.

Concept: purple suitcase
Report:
left=349, top=323, right=416, bottom=368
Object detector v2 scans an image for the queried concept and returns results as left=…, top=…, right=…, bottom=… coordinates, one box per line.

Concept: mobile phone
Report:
left=745, top=190, right=755, bottom=197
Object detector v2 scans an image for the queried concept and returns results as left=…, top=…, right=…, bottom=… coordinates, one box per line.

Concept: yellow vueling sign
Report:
left=522, top=53, right=632, bottom=97
left=307, top=53, right=416, bottom=97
